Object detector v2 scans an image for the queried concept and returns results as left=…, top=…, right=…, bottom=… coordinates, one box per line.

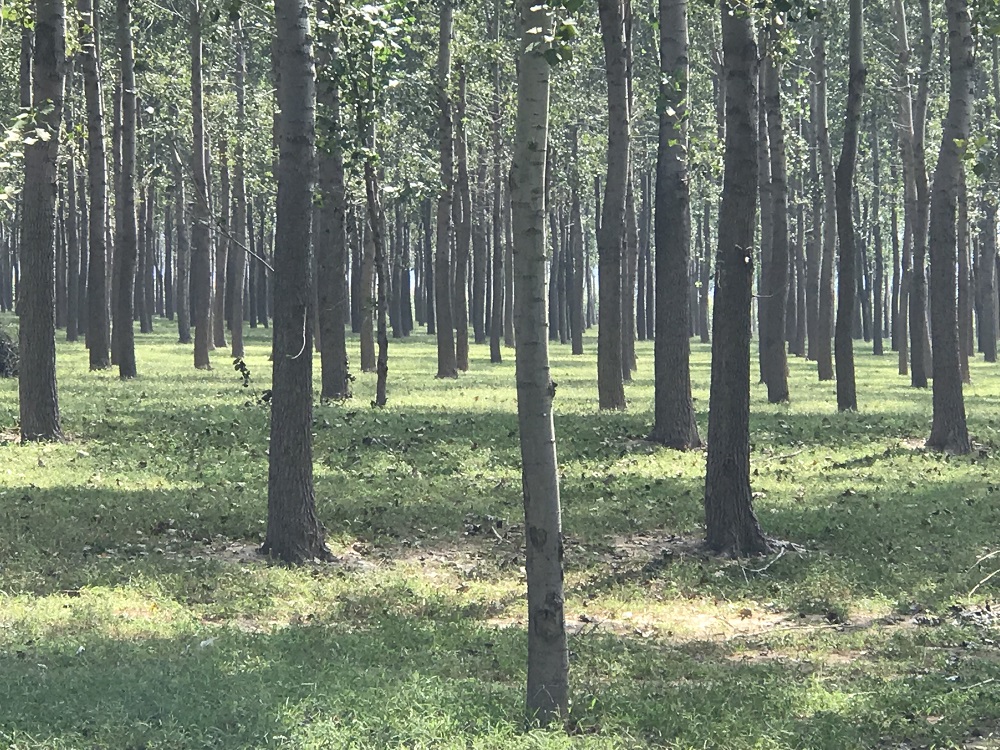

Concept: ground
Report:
left=1, top=318, right=1000, bottom=749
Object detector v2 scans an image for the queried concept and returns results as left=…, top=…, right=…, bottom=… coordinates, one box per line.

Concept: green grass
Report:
left=2, top=315, right=1000, bottom=748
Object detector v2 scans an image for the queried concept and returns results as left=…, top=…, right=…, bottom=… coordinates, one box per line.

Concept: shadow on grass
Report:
left=1, top=603, right=997, bottom=749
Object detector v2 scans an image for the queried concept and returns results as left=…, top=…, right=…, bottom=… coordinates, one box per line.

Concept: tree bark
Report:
left=113, top=0, right=137, bottom=378
left=761, top=29, right=789, bottom=403
left=815, top=37, right=835, bottom=382
left=926, top=0, right=972, bottom=454
left=264, top=0, right=331, bottom=564
left=190, top=0, right=212, bottom=370
left=704, top=0, right=769, bottom=557
left=650, top=0, right=699, bottom=449
left=434, top=0, right=458, bottom=379
left=511, top=0, right=568, bottom=722
left=596, top=0, right=628, bottom=410
left=19, top=0, right=65, bottom=441
left=833, top=0, right=865, bottom=412
left=316, top=0, right=350, bottom=399
left=453, top=63, right=471, bottom=372
left=230, top=14, right=247, bottom=359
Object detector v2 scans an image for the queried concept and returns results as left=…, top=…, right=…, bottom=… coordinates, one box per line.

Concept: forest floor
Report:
left=2, top=316, right=1000, bottom=749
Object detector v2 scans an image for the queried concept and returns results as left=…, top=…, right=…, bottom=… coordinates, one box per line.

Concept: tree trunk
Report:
left=315, top=3, right=349, bottom=399
left=814, top=39, right=835, bottom=382
left=650, top=0, right=699, bottom=449
left=596, top=0, right=628, bottom=410
left=213, top=140, right=230, bottom=348
left=907, top=0, right=933, bottom=387
left=833, top=0, right=865, bottom=412
left=453, top=63, right=471, bottom=372
left=569, top=129, right=585, bottom=355
left=264, top=0, right=331, bottom=564
left=704, top=0, right=769, bottom=557
left=979, top=202, right=997, bottom=362
left=871, top=114, right=884, bottom=355
left=761, top=30, right=789, bottom=403
left=230, top=15, right=247, bottom=359
left=190, top=0, right=212, bottom=370
left=19, top=0, right=65, bottom=441
left=66, top=70, right=80, bottom=343
left=434, top=0, right=458, bottom=379
left=359, top=210, right=376, bottom=372
left=489, top=30, right=504, bottom=363
left=173, top=150, right=191, bottom=344
left=926, top=0, right=972, bottom=454
left=511, top=0, right=568, bottom=722
left=958, top=169, right=972, bottom=383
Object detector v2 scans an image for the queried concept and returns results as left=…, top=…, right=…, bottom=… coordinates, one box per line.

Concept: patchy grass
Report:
left=2, top=316, right=1000, bottom=748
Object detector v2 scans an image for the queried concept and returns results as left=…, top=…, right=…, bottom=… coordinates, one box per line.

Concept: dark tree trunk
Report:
left=649, top=0, right=699, bottom=450
left=19, top=0, right=65, bottom=441
left=190, top=0, right=212, bottom=370
left=434, top=0, right=457, bottom=378
left=230, top=15, right=248, bottom=359
left=453, top=63, right=471, bottom=371
left=113, top=0, right=138, bottom=378
left=761, top=33, right=789, bottom=403
left=173, top=152, right=191, bottom=344
left=511, top=0, right=569, bottom=721
left=263, top=0, right=331, bottom=564
left=834, top=0, right=865, bottom=412
left=596, top=0, right=628, bottom=410
left=704, top=0, right=769, bottom=557
left=66, top=75, right=80, bottom=343
left=815, top=38, right=835, bottom=382
left=871, top=115, right=884, bottom=355
left=213, top=140, right=230, bottom=348
left=489, top=27, right=504, bottom=363
left=926, top=0, right=972, bottom=454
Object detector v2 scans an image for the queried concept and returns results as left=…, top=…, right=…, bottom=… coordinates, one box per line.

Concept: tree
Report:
left=79, top=0, right=110, bottom=370
left=316, top=0, right=351, bottom=400
left=263, top=0, right=331, bottom=564
left=190, top=0, right=212, bottom=370
left=434, top=0, right=458, bottom=379
left=230, top=13, right=248, bottom=360
left=113, top=0, right=138, bottom=378
left=19, top=0, right=66, bottom=441
left=510, top=0, right=568, bottom=723
left=760, top=24, right=789, bottom=403
left=704, top=0, right=770, bottom=558
left=833, top=0, right=865, bottom=412
left=649, top=0, right=699, bottom=449
left=596, top=0, right=628, bottom=411
left=926, top=0, right=972, bottom=454
left=814, top=36, right=835, bottom=382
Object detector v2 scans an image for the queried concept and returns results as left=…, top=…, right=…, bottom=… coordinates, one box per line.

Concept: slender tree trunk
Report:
left=504, top=177, right=515, bottom=347
left=958, top=169, right=972, bottom=383
left=264, top=0, right=331, bottom=564
left=650, top=0, right=699, bottom=449
left=926, top=0, right=972, bottom=454
left=213, top=140, right=230, bottom=348
left=489, top=35, right=504, bottom=363
left=190, top=0, right=212, bottom=370
left=908, top=0, right=933, bottom=387
left=315, top=1, right=349, bottom=399
left=173, top=151, right=191, bottom=344
left=704, top=0, right=769, bottom=557
left=19, top=0, right=65, bottom=441
left=454, top=63, right=471, bottom=371
left=570, top=129, right=584, bottom=355
left=833, top=0, right=865, bottom=412
left=871, top=114, right=884, bottom=355
left=596, top=0, right=628, bottom=410
left=434, top=0, right=458, bottom=378
left=66, top=70, right=80, bottom=343
left=473, top=152, right=487, bottom=345
left=979, top=202, right=997, bottom=362
left=359, top=209, right=376, bottom=372
left=815, top=38, right=835, bottom=381
left=113, top=0, right=137, bottom=378
left=761, top=29, right=789, bottom=403
left=511, top=0, right=568, bottom=721
left=230, top=15, right=247, bottom=359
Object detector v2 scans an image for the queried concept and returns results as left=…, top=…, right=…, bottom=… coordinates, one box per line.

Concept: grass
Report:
left=2, top=315, right=1000, bottom=748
